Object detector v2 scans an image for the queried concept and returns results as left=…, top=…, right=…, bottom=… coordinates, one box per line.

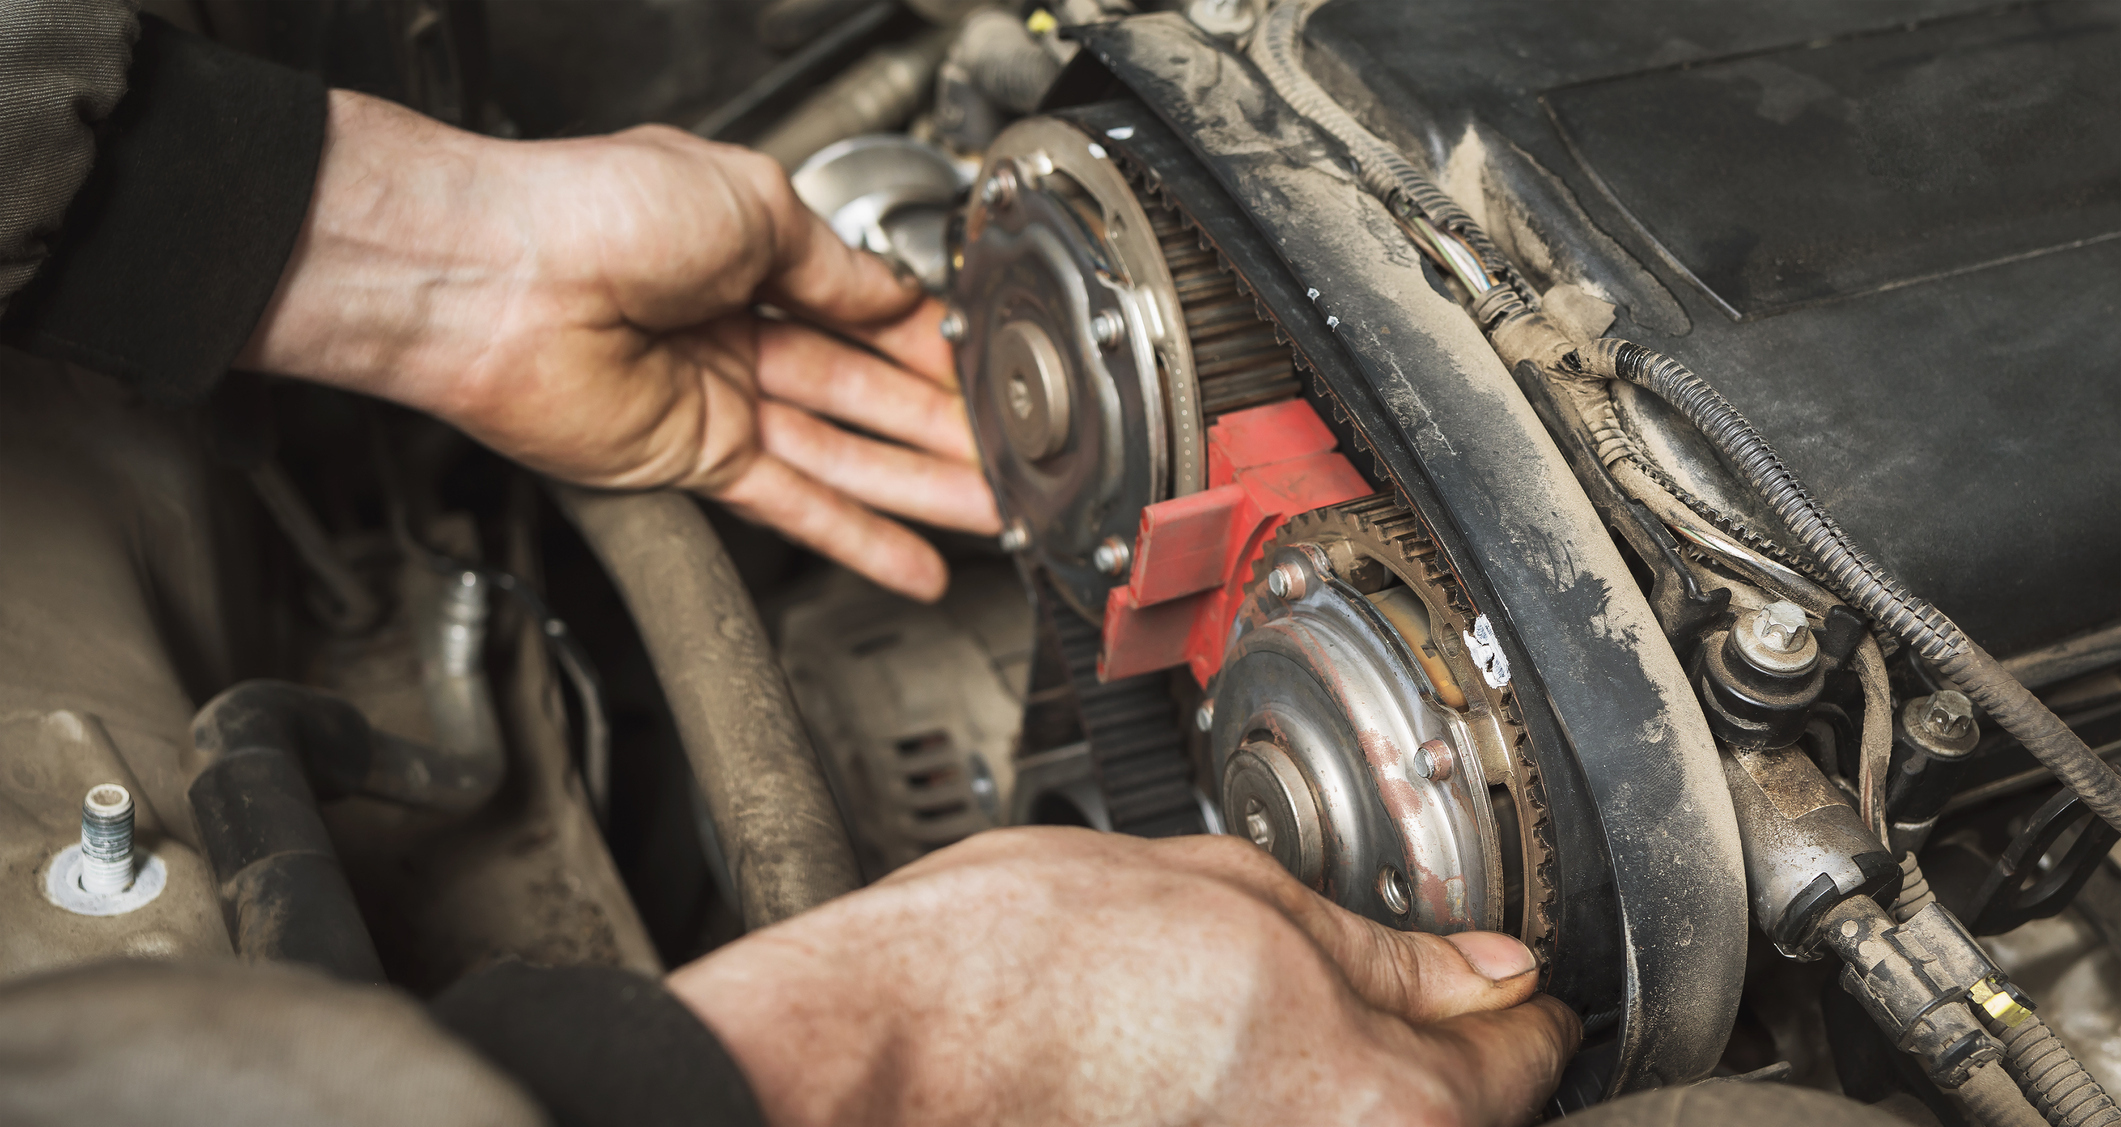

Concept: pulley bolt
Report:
left=997, top=519, right=1031, bottom=553
left=1091, top=309, right=1126, bottom=351
left=1412, top=739, right=1454, bottom=782
left=79, top=784, right=135, bottom=896
left=979, top=163, right=1019, bottom=210
left=1243, top=797, right=1274, bottom=851
left=1919, top=691, right=1977, bottom=740
left=938, top=307, right=967, bottom=344
left=1092, top=535, right=1132, bottom=576
left=1266, top=562, right=1306, bottom=601
left=1752, top=601, right=1810, bottom=654
left=1194, top=700, right=1215, bottom=732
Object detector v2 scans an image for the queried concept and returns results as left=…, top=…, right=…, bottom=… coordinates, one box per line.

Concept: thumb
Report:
left=1402, top=996, right=1582, bottom=1127
left=736, top=156, right=926, bottom=329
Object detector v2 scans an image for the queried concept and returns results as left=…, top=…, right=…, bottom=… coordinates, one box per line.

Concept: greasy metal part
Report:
left=754, top=25, right=956, bottom=170
left=1211, top=541, right=1500, bottom=931
left=957, top=116, right=1192, bottom=618
left=1258, top=500, right=1545, bottom=946
left=78, top=785, right=135, bottom=897
left=1719, top=745, right=1896, bottom=954
left=418, top=571, right=506, bottom=783
left=1696, top=621, right=1827, bottom=752
left=1886, top=692, right=1986, bottom=852
left=780, top=563, right=1034, bottom=874
left=1043, top=84, right=1744, bottom=1093
left=1823, top=896, right=2006, bottom=1089
left=552, top=486, right=860, bottom=929
left=248, top=459, right=382, bottom=635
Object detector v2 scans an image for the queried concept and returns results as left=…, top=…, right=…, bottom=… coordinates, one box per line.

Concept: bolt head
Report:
left=1752, top=601, right=1811, bottom=653
left=1377, top=865, right=1412, bottom=916
left=1412, top=739, right=1454, bottom=782
left=1195, top=700, right=1215, bottom=732
left=998, top=520, right=1031, bottom=553
left=1091, top=308, right=1126, bottom=351
left=938, top=308, right=967, bottom=344
left=980, top=164, right=1019, bottom=209
left=1093, top=535, right=1132, bottom=576
left=1244, top=799, right=1275, bottom=850
left=1921, top=691, right=1976, bottom=739
left=1266, top=562, right=1306, bottom=601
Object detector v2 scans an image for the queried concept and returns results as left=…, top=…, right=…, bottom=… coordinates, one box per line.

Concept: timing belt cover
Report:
left=1058, top=15, right=1748, bottom=1098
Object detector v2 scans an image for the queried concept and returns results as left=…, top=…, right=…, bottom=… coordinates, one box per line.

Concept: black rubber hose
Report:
left=1248, top=2, right=1520, bottom=292
left=1570, top=338, right=2121, bottom=836
left=551, top=486, right=861, bottom=929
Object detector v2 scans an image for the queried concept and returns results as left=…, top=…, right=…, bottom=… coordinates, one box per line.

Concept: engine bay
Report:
left=6, top=0, right=2121, bottom=1121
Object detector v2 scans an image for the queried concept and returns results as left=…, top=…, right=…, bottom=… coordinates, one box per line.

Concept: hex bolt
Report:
left=979, top=163, right=1019, bottom=210
left=1195, top=699, right=1215, bottom=732
left=79, top=784, right=135, bottom=896
left=1091, top=309, right=1127, bottom=351
left=1919, top=690, right=1977, bottom=740
left=1412, top=739, right=1454, bottom=782
left=997, top=519, right=1031, bottom=553
left=1092, top=535, right=1132, bottom=576
left=1752, top=600, right=1811, bottom=654
left=1266, top=561, right=1307, bottom=601
left=1243, top=797, right=1275, bottom=851
left=938, top=307, right=967, bottom=344
left=1377, top=864, right=1412, bottom=916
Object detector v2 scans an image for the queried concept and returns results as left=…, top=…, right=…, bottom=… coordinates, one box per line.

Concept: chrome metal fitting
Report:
left=997, top=519, right=1031, bottom=553
left=1092, top=535, right=1132, bottom=576
left=1265, top=561, right=1307, bottom=601
left=1377, top=864, right=1412, bottom=916
left=979, top=163, right=1019, bottom=209
left=938, top=307, right=967, bottom=344
left=79, top=784, right=135, bottom=896
left=1090, top=308, right=1127, bottom=351
left=1412, top=739, right=1454, bottom=782
left=1195, top=699, right=1215, bottom=732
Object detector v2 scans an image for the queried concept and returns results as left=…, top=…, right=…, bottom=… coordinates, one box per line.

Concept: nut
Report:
left=1195, top=700, right=1215, bottom=732
left=979, top=163, right=1019, bottom=209
left=938, top=307, right=967, bottom=344
left=1091, top=308, right=1126, bottom=351
left=997, top=519, right=1031, bottom=553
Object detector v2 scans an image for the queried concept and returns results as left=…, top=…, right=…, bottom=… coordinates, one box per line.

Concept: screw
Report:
left=998, top=519, right=1031, bottom=553
left=979, top=163, right=1019, bottom=210
left=1091, top=309, right=1126, bottom=351
left=1751, top=600, right=1811, bottom=654
left=1243, top=797, right=1274, bottom=850
left=1265, top=561, right=1306, bottom=601
left=938, top=307, right=967, bottom=344
left=1377, top=864, right=1412, bottom=916
left=1412, top=739, right=1454, bottom=782
left=1920, top=690, right=1976, bottom=739
left=1195, top=700, right=1215, bottom=732
left=1092, top=535, right=1132, bottom=576
left=79, top=784, right=135, bottom=896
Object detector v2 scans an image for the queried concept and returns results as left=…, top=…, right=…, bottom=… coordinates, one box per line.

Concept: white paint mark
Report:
left=1104, top=126, right=1134, bottom=140
left=1086, top=142, right=1107, bottom=159
left=1326, top=315, right=1340, bottom=329
left=1462, top=615, right=1512, bottom=688
left=1306, top=287, right=1320, bottom=300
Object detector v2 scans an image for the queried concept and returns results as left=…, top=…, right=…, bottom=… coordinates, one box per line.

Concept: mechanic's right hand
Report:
left=666, top=827, right=1580, bottom=1127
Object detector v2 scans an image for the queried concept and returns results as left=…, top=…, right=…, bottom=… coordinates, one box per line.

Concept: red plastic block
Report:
left=1208, top=399, right=1340, bottom=487
left=1127, top=484, right=1246, bottom=605
left=1099, top=398, right=1374, bottom=686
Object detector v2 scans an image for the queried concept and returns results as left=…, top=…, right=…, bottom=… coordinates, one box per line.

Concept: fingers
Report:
left=754, top=321, right=977, bottom=461
left=1146, top=836, right=1541, bottom=1022
left=835, top=298, right=959, bottom=389
left=707, top=454, right=951, bottom=602
left=708, top=145, right=929, bottom=329
left=755, top=402, right=1000, bottom=535
left=1405, top=996, right=1582, bottom=1127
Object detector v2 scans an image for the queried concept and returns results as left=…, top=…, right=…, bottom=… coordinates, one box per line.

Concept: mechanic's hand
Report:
left=239, top=90, right=998, bottom=601
left=668, top=828, right=1580, bottom=1127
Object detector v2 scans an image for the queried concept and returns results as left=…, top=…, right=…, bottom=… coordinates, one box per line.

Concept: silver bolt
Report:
left=997, top=519, right=1031, bottom=553
left=1920, top=691, right=1977, bottom=740
left=1091, top=309, right=1126, bottom=351
left=1092, top=535, right=1132, bottom=576
left=1265, top=561, right=1306, bottom=601
left=938, top=307, right=967, bottom=344
left=1195, top=699, right=1215, bottom=732
left=1377, top=864, right=1412, bottom=916
left=1412, top=739, right=1454, bottom=782
left=1751, top=600, right=1810, bottom=654
left=1243, top=797, right=1274, bottom=850
left=979, top=163, right=1019, bottom=209
left=79, top=784, right=135, bottom=896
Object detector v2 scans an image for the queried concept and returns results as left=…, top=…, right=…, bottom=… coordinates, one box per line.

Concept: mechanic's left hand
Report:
left=239, top=90, right=998, bottom=602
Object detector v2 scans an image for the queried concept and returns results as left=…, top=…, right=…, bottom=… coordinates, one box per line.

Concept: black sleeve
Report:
left=430, top=962, right=768, bottom=1127
left=0, top=14, right=324, bottom=404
